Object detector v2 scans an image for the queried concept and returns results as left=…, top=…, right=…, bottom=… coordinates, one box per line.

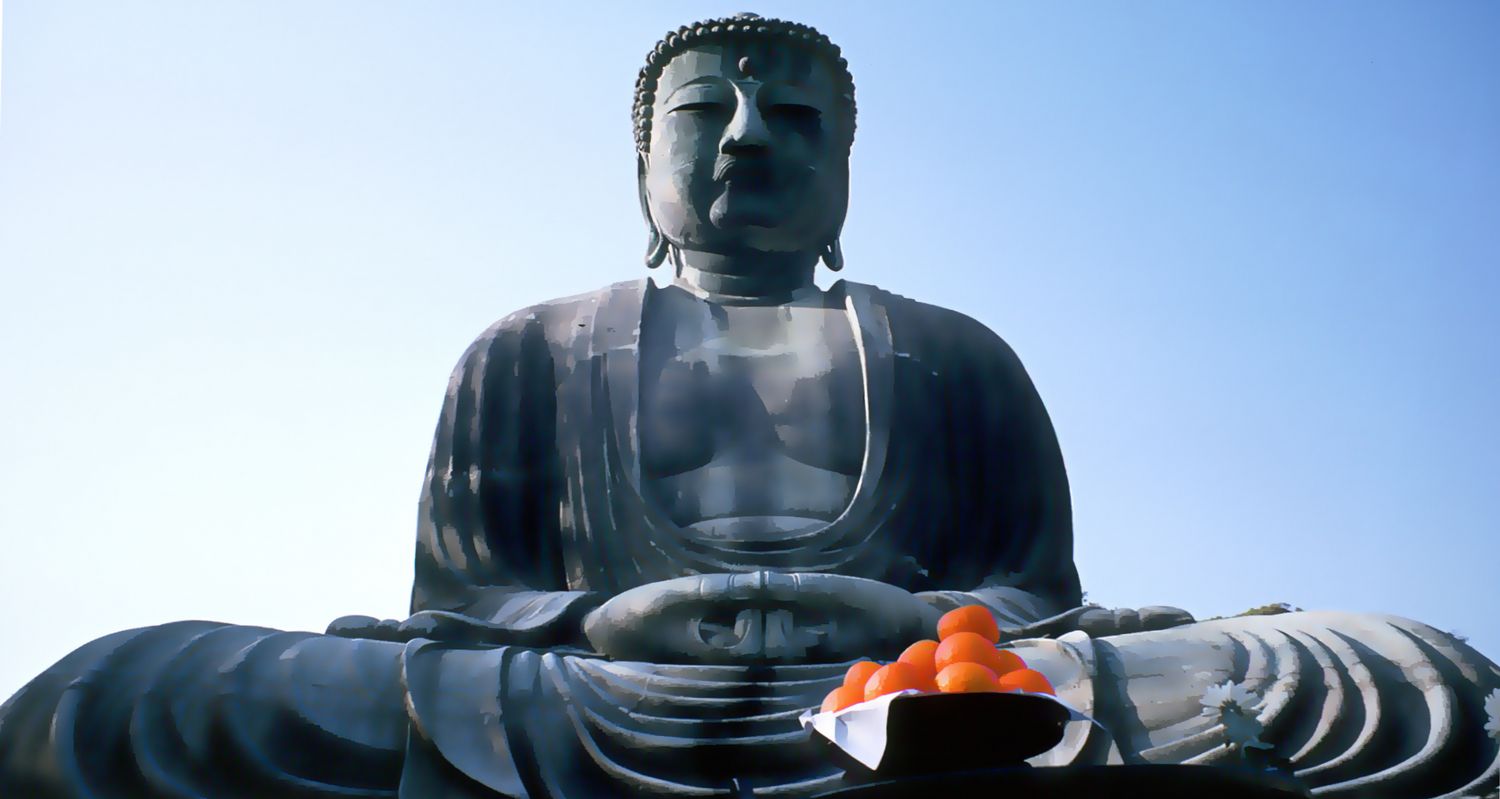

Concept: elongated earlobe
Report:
left=638, top=151, right=669, bottom=270
left=645, top=226, right=668, bottom=269
left=821, top=239, right=844, bottom=272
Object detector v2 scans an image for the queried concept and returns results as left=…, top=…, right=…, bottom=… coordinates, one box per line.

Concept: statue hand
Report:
left=582, top=572, right=940, bottom=665
left=1003, top=604, right=1195, bottom=639
left=325, top=602, right=601, bottom=648
left=326, top=612, right=525, bottom=645
left=327, top=614, right=407, bottom=641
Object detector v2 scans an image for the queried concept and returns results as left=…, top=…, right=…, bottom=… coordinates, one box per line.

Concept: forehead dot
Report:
left=737, top=56, right=755, bottom=77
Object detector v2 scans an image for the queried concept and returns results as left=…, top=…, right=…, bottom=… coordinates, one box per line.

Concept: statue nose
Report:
left=721, top=99, right=771, bottom=155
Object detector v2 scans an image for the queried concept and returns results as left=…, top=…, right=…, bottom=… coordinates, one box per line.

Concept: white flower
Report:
left=1200, top=680, right=1258, bottom=717
left=1201, top=680, right=1272, bottom=751
left=1222, top=711, right=1272, bottom=749
left=1485, top=689, right=1500, bottom=740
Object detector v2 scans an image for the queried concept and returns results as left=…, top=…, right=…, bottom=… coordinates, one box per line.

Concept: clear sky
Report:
left=1, top=1, right=1496, bottom=701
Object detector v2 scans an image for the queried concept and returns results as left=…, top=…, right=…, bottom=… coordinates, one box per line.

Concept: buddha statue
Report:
left=2, top=14, right=1497, bottom=799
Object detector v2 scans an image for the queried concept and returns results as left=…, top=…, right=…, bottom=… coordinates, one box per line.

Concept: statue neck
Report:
left=670, top=248, right=821, bottom=306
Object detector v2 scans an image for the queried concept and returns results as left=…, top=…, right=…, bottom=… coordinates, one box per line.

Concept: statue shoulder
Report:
left=430, top=279, right=649, bottom=392
left=459, top=279, right=648, bottom=364
left=852, top=281, right=1028, bottom=373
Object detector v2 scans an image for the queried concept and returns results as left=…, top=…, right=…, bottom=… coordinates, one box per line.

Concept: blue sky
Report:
left=1, top=1, right=1496, bottom=700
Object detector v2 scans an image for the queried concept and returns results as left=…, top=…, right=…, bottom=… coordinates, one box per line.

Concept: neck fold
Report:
left=671, top=248, right=820, bottom=305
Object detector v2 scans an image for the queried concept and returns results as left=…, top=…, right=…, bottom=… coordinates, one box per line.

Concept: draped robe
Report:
left=2, top=279, right=1496, bottom=798
left=410, top=278, right=1083, bottom=630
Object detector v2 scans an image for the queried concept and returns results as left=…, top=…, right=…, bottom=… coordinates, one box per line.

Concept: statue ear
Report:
left=820, top=238, right=844, bottom=272
left=638, top=152, right=668, bottom=269
left=820, top=215, right=846, bottom=272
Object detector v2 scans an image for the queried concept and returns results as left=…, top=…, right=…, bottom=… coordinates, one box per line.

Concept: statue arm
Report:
left=333, top=312, right=599, bottom=646
left=901, top=306, right=1083, bottom=628
left=918, top=586, right=1060, bottom=629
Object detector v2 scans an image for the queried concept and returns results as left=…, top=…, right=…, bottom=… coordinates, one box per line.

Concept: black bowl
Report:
left=810, top=764, right=1312, bottom=798
left=811, top=692, right=1072, bottom=777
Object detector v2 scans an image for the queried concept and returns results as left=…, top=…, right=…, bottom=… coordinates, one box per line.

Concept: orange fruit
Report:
left=997, top=668, right=1055, bottom=695
left=897, top=639, right=940, bottom=687
left=990, top=649, right=1026, bottom=676
left=937, top=604, right=1001, bottom=644
left=863, top=661, right=928, bottom=701
left=934, top=631, right=1026, bottom=677
left=821, top=684, right=864, bottom=713
left=843, top=660, right=881, bottom=691
left=935, top=662, right=1001, bottom=693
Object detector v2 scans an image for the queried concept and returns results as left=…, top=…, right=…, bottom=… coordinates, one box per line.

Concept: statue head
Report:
left=634, top=14, right=857, bottom=271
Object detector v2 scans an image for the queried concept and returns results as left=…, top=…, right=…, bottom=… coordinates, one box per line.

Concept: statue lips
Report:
left=713, top=154, right=794, bottom=192
left=709, top=155, right=816, bottom=233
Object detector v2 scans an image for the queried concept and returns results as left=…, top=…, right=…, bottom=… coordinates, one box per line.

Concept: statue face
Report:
left=643, top=42, right=850, bottom=259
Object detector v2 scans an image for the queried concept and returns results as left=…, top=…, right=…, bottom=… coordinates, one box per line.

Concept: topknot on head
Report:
left=632, top=14, right=857, bottom=154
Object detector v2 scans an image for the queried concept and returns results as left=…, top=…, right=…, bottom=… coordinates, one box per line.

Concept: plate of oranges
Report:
left=803, top=605, right=1084, bottom=775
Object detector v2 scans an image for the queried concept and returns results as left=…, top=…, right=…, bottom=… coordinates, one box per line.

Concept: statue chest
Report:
left=636, top=299, right=867, bottom=537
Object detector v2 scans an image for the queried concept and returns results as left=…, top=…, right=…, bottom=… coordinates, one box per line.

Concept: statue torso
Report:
left=638, top=285, right=866, bottom=544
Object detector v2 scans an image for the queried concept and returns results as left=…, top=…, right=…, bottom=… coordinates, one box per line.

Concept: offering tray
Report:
left=801, top=690, right=1081, bottom=775
left=809, top=764, right=1310, bottom=798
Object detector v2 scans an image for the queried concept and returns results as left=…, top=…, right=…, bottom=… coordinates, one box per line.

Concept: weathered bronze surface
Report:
left=1, top=14, right=1496, bottom=799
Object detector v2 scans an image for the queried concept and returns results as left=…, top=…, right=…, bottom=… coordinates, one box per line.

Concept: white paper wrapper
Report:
left=797, top=690, right=1102, bottom=771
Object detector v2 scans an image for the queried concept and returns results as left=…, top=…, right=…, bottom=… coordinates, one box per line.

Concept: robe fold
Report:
left=410, top=278, right=1082, bottom=630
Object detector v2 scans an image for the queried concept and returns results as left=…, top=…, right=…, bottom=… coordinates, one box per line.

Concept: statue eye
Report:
left=766, top=104, right=822, bottom=134
left=767, top=104, right=821, bottom=122
left=672, top=102, right=730, bottom=115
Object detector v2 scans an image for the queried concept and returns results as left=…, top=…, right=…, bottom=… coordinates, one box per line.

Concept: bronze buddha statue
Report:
left=2, top=14, right=1496, bottom=799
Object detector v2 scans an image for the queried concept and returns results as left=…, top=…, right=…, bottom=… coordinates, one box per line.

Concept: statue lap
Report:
left=4, top=611, right=1495, bottom=797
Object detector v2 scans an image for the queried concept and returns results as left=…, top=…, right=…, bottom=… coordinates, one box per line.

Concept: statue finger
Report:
left=1007, top=605, right=1093, bottom=638
left=1075, top=607, right=1124, bottom=636
left=397, top=610, right=500, bottom=643
left=1116, top=608, right=1142, bottom=633
left=1138, top=605, right=1196, bottom=630
left=397, top=610, right=557, bottom=646
left=325, top=614, right=400, bottom=640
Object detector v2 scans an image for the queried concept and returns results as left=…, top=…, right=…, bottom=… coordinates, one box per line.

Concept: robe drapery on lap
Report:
left=1021, top=613, right=1500, bottom=798
left=5, top=615, right=1495, bottom=797
left=3, top=280, right=1497, bottom=798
